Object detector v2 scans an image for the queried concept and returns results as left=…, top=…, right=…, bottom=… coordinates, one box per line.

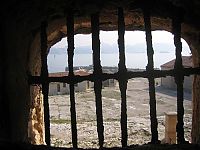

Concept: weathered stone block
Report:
left=165, top=112, right=177, bottom=144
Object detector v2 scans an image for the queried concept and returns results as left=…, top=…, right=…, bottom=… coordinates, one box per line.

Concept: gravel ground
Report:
left=49, top=78, right=192, bottom=148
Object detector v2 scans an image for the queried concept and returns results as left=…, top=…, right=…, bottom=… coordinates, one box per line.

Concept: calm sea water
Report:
left=47, top=53, right=189, bottom=73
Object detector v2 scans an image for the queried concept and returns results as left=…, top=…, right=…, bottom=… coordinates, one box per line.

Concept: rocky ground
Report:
left=49, top=78, right=192, bottom=148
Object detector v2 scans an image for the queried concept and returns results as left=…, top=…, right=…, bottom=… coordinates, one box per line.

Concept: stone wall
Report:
left=183, top=34, right=200, bottom=143
left=28, top=86, right=45, bottom=145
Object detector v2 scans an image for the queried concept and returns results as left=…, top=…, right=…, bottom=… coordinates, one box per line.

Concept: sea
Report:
left=47, top=52, right=190, bottom=73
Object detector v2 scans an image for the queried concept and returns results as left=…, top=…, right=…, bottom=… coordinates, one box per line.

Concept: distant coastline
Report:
left=48, top=42, right=190, bottom=73
left=48, top=42, right=187, bottom=55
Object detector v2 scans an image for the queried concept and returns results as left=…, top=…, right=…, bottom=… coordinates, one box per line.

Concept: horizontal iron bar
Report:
left=28, top=67, right=200, bottom=85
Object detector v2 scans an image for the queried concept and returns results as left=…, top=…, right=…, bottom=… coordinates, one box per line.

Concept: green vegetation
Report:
left=50, top=119, right=71, bottom=124
left=51, top=118, right=96, bottom=124
left=102, top=90, right=121, bottom=100
left=104, top=118, right=120, bottom=122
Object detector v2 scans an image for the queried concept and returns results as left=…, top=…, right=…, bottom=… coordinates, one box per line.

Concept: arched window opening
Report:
left=46, top=29, right=192, bottom=147
left=28, top=7, right=198, bottom=149
left=45, top=27, right=192, bottom=148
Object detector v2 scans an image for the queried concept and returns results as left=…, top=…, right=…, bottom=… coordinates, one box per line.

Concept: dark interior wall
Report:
left=0, top=20, right=10, bottom=141
left=1, top=18, right=34, bottom=142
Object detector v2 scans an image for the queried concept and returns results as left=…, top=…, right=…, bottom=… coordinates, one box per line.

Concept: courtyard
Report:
left=49, top=78, right=192, bottom=148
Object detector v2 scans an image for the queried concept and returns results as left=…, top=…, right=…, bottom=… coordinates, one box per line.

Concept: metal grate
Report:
left=29, top=7, right=200, bottom=148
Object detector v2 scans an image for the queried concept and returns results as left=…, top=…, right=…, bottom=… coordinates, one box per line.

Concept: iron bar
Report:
left=91, top=12, right=104, bottom=148
left=118, top=7, right=128, bottom=147
left=172, top=9, right=185, bottom=144
left=143, top=8, right=159, bottom=144
left=28, top=67, right=200, bottom=85
left=67, top=10, right=78, bottom=148
left=40, top=21, right=50, bottom=146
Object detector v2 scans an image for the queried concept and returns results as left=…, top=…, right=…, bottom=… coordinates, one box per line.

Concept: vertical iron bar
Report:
left=67, top=10, right=78, bottom=148
left=40, top=21, right=50, bottom=146
left=91, top=12, right=104, bottom=148
left=143, top=9, right=159, bottom=144
left=172, top=10, right=185, bottom=144
left=118, top=7, right=128, bottom=147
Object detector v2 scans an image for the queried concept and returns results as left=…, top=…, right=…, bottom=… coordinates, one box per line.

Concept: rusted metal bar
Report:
left=67, top=10, right=78, bottom=148
left=143, top=8, right=159, bottom=144
left=183, top=67, right=200, bottom=76
left=40, top=21, right=50, bottom=146
left=91, top=12, right=104, bottom=148
left=118, top=7, right=128, bottom=147
left=172, top=9, right=185, bottom=144
left=28, top=67, right=200, bottom=85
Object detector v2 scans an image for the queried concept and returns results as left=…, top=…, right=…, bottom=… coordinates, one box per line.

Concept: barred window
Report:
left=28, top=6, right=198, bottom=148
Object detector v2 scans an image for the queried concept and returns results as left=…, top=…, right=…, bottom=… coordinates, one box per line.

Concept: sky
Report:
left=53, top=30, right=191, bottom=55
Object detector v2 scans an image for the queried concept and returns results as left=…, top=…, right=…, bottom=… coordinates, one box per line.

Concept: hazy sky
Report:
left=53, top=30, right=191, bottom=55
left=54, top=31, right=169, bottom=47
